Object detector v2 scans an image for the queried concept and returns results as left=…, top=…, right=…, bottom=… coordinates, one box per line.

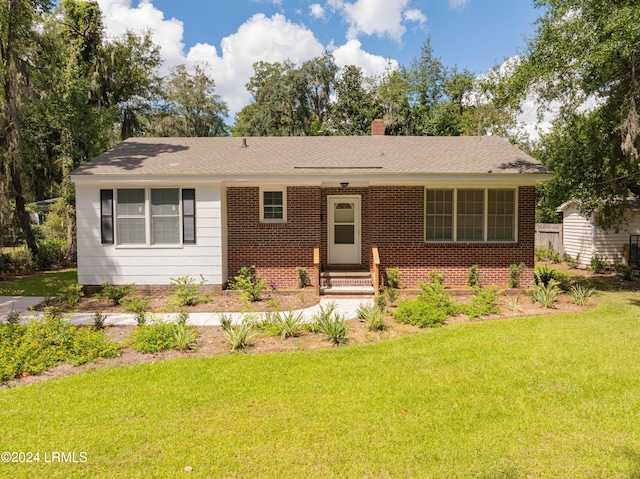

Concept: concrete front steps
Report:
left=320, top=270, right=376, bottom=295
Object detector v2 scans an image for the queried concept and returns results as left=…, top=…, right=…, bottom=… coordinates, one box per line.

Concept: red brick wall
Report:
left=368, top=186, right=536, bottom=287
left=227, top=186, right=321, bottom=289
left=227, top=185, right=536, bottom=289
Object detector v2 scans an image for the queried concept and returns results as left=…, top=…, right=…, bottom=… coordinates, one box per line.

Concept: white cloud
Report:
left=449, top=0, right=470, bottom=9
left=342, top=0, right=409, bottom=41
left=310, top=3, right=325, bottom=19
left=404, top=8, right=427, bottom=24
left=332, top=39, right=398, bottom=78
left=97, top=1, right=396, bottom=118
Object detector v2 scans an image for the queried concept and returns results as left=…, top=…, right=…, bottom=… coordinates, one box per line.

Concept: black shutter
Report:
left=100, top=189, right=114, bottom=244
left=182, top=189, right=196, bottom=244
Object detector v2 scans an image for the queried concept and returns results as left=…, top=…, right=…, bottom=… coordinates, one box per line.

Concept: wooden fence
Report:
left=535, top=223, right=562, bottom=252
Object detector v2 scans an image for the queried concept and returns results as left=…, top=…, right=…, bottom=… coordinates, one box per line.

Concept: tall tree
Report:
left=505, top=0, right=640, bottom=228
left=150, top=63, right=228, bottom=137
left=0, top=0, right=53, bottom=258
left=329, top=65, right=383, bottom=136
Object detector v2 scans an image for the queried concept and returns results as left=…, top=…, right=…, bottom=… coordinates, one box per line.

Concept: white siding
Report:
left=561, top=205, right=640, bottom=266
left=561, top=205, right=594, bottom=266
left=593, top=212, right=640, bottom=264
left=75, top=183, right=225, bottom=286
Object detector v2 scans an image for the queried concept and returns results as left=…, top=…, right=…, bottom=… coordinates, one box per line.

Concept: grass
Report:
left=1, top=292, right=640, bottom=477
left=0, top=270, right=77, bottom=296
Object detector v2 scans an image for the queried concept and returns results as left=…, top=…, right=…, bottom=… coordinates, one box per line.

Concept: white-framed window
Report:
left=425, top=187, right=517, bottom=242
left=105, top=187, right=196, bottom=246
left=260, top=187, right=287, bottom=222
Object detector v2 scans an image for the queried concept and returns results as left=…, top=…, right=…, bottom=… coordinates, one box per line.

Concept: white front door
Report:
left=328, top=196, right=361, bottom=264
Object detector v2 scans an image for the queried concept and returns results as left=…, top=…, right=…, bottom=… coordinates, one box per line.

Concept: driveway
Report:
left=0, top=296, right=45, bottom=318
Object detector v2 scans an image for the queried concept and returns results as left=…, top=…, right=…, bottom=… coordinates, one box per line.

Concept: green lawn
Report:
left=0, top=270, right=77, bottom=296
left=1, top=292, right=640, bottom=478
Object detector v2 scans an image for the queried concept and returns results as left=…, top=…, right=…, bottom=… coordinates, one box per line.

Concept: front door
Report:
left=328, top=196, right=361, bottom=264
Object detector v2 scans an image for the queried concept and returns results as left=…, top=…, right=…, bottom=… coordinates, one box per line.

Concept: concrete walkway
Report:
left=0, top=296, right=46, bottom=318
left=4, top=297, right=374, bottom=326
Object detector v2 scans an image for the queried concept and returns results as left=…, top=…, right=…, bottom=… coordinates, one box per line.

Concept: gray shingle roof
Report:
left=71, top=136, right=552, bottom=178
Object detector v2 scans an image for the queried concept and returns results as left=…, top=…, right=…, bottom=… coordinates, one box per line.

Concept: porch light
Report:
left=340, top=182, right=349, bottom=188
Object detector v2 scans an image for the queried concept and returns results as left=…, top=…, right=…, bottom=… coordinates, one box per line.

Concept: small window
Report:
left=260, top=187, right=287, bottom=222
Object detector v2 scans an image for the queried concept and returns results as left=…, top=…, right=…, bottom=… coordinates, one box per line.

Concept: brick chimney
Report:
left=371, top=119, right=385, bottom=136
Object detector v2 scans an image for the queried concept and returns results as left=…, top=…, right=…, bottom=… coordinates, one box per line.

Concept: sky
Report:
left=96, top=0, right=542, bottom=123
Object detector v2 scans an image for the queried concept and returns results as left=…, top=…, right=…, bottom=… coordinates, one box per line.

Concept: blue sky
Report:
left=97, top=0, right=542, bottom=119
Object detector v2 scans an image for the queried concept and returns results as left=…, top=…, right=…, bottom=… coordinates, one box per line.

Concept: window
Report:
left=100, top=189, right=114, bottom=244
left=425, top=188, right=517, bottom=242
left=425, top=190, right=453, bottom=241
left=106, top=188, right=196, bottom=246
left=260, top=187, right=286, bottom=222
left=151, top=189, right=180, bottom=244
left=117, top=189, right=146, bottom=245
left=457, top=189, right=484, bottom=241
left=488, top=190, right=515, bottom=241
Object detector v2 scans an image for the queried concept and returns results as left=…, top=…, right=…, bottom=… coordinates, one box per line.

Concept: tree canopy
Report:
left=505, top=0, right=640, bottom=228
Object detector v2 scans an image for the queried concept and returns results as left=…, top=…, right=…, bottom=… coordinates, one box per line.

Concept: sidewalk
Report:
left=6, top=297, right=374, bottom=326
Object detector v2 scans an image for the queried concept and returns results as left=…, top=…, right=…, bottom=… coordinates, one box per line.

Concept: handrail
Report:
left=372, top=245, right=380, bottom=296
left=314, top=246, right=321, bottom=296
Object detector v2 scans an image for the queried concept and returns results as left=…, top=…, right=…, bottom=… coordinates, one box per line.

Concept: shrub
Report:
left=170, top=276, right=208, bottom=307
left=615, top=264, right=636, bottom=281
left=569, top=284, right=595, bottom=306
left=270, top=310, right=304, bottom=339
left=429, top=269, right=445, bottom=285
left=96, top=282, right=134, bottom=305
left=385, top=267, right=402, bottom=288
left=0, top=312, right=120, bottom=380
left=92, top=312, right=107, bottom=330
left=313, top=311, right=347, bottom=345
left=4, top=247, right=35, bottom=275
left=504, top=294, right=524, bottom=313
left=509, top=263, right=526, bottom=288
left=173, top=324, right=198, bottom=352
left=127, top=322, right=176, bottom=353
left=56, top=283, right=84, bottom=307
left=462, top=286, right=502, bottom=319
left=529, top=279, right=561, bottom=308
left=565, top=253, right=581, bottom=269
left=385, top=287, right=400, bottom=306
left=535, top=248, right=560, bottom=263
left=362, top=307, right=386, bottom=332
left=375, top=294, right=387, bottom=311
left=590, top=252, right=607, bottom=273
left=394, top=299, right=449, bottom=328
left=221, top=316, right=256, bottom=351
left=120, top=297, right=151, bottom=326
left=4, top=308, right=20, bottom=326
left=295, top=267, right=310, bottom=288
left=36, top=238, right=68, bottom=270
left=466, top=265, right=481, bottom=287
left=231, top=266, right=266, bottom=302
left=356, top=302, right=374, bottom=320
left=534, top=265, right=556, bottom=287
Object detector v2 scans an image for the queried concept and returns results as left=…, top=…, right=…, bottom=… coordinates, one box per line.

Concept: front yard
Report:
left=1, top=290, right=640, bottom=478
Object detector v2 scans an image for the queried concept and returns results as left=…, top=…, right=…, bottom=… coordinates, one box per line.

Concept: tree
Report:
left=328, top=65, right=383, bottom=136
left=505, top=0, right=640, bottom=228
left=0, top=0, right=54, bottom=259
left=150, top=63, right=228, bottom=137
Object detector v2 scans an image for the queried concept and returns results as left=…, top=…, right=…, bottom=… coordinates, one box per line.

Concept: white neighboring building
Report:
left=556, top=200, right=640, bottom=266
